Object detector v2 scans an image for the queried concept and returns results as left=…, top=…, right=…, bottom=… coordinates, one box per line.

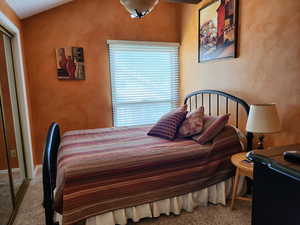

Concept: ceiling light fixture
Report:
left=120, top=0, right=160, bottom=18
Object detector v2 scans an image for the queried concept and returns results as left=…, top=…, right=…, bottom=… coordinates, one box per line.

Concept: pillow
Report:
left=192, top=114, right=230, bottom=144
left=178, top=106, right=205, bottom=137
left=175, top=104, right=188, bottom=113
left=230, top=125, right=247, bottom=151
left=148, top=107, right=187, bottom=140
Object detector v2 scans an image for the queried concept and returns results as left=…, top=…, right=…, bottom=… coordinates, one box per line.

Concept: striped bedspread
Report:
left=54, top=125, right=242, bottom=225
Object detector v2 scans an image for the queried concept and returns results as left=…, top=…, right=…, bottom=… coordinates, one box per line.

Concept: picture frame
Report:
left=55, top=47, right=85, bottom=80
left=198, top=0, right=238, bottom=63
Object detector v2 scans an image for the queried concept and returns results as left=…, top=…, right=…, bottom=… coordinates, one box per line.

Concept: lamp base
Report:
left=257, top=135, right=264, bottom=149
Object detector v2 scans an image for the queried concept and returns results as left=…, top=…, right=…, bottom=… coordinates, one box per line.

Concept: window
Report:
left=108, top=40, right=180, bottom=127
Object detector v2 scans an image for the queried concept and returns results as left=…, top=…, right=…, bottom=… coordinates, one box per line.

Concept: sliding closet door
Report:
left=0, top=27, right=28, bottom=225
left=1, top=34, right=26, bottom=196
left=0, top=108, right=14, bottom=225
left=0, top=33, right=15, bottom=225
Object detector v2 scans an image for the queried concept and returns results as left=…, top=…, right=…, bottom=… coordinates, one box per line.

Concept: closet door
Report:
left=0, top=33, right=27, bottom=197
left=0, top=35, right=15, bottom=225
left=0, top=29, right=28, bottom=225
left=0, top=108, right=14, bottom=225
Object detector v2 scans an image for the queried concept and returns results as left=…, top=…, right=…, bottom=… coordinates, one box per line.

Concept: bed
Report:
left=43, top=90, right=253, bottom=225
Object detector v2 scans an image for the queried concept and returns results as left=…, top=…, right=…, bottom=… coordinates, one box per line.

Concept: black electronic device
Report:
left=283, top=151, right=300, bottom=164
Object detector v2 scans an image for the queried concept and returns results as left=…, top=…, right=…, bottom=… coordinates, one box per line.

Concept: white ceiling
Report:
left=6, top=0, right=73, bottom=19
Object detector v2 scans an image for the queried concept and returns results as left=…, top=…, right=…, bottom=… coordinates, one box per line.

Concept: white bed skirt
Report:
left=56, top=176, right=245, bottom=225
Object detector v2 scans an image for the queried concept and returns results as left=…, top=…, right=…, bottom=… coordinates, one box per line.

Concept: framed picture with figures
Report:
left=55, top=47, right=85, bottom=80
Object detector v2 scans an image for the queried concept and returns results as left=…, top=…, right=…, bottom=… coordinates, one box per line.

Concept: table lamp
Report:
left=246, top=104, right=281, bottom=149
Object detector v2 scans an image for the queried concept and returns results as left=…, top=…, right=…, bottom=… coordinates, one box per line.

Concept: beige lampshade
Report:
left=246, top=104, right=281, bottom=134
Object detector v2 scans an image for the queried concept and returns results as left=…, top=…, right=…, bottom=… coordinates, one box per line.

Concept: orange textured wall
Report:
left=180, top=0, right=300, bottom=148
left=22, top=0, right=181, bottom=164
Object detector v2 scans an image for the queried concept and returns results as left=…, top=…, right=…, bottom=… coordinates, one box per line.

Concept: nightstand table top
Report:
left=231, top=152, right=253, bottom=178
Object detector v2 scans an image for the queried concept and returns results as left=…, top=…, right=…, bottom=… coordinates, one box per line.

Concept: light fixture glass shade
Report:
left=120, top=0, right=159, bottom=18
left=246, top=104, right=281, bottom=134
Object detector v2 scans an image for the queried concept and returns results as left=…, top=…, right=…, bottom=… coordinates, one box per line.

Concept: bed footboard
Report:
left=42, top=122, right=60, bottom=225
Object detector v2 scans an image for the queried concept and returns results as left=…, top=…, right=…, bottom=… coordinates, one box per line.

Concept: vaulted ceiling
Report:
left=6, top=0, right=202, bottom=19
left=6, top=0, right=73, bottom=19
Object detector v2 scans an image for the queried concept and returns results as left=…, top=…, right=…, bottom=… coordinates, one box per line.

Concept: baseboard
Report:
left=34, top=164, right=42, bottom=177
left=0, top=167, right=21, bottom=174
left=0, top=169, right=8, bottom=174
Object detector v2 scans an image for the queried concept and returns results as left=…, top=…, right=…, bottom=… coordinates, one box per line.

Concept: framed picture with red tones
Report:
left=198, top=0, right=238, bottom=63
left=55, top=47, right=85, bottom=80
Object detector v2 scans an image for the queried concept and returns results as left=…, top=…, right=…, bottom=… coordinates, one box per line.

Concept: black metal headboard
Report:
left=184, top=90, right=253, bottom=151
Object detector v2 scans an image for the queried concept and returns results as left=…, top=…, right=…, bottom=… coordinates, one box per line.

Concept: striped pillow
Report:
left=192, top=114, right=230, bottom=144
left=148, top=108, right=187, bottom=140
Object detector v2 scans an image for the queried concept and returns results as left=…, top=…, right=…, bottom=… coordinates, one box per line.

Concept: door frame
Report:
left=0, top=12, right=34, bottom=178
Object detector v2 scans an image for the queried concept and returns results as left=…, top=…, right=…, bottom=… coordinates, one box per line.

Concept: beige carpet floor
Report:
left=0, top=172, right=14, bottom=225
left=13, top=170, right=252, bottom=225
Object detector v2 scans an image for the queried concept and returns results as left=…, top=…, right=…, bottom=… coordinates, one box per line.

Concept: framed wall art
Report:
left=56, top=47, right=85, bottom=80
left=198, top=0, right=238, bottom=62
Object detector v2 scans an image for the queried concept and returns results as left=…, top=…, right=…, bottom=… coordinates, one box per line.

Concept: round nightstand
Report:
left=230, top=152, right=253, bottom=210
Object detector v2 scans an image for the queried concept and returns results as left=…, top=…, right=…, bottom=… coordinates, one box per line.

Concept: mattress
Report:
left=55, top=125, right=242, bottom=225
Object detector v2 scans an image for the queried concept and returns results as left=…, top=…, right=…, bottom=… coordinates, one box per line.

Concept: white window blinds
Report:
left=108, top=40, right=180, bottom=127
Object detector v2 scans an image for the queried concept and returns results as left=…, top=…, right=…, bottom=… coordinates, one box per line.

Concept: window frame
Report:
left=107, top=40, right=180, bottom=127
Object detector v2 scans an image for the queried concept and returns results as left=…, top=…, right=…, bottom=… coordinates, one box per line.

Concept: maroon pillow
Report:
left=175, top=104, right=188, bottom=113
left=148, top=108, right=187, bottom=140
left=178, top=106, right=205, bottom=137
left=192, top=114, right=230, bottom=144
